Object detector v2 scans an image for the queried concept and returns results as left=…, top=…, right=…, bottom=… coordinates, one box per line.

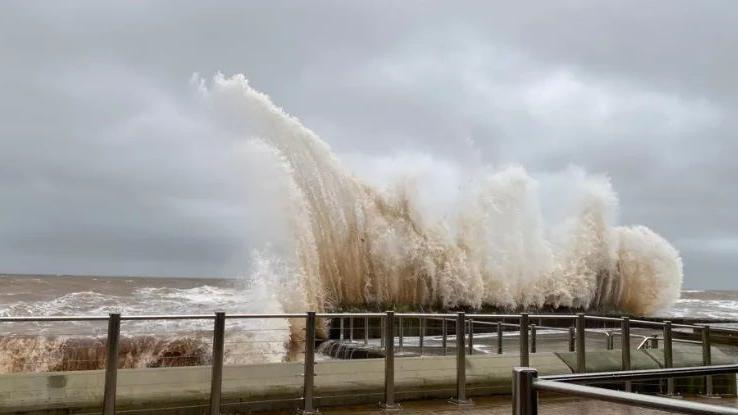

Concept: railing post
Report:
left=606, top=331, right=614, bottom=350
left=209, top=312, right=225, bottom=415
left=468, top=318, right=473, bottom=355
left=103, top=313, right=120, bottom=415
left=442, top=318, right=448, bottom=356
left=512, top=367, right=538, bottom=415
left=497, top=322, right=503, bottom=354
left=530, top=324, right=536, bottom=354
left=364, top=316, right=369, bottom=345
left=520, top=313, right=529, bottom=367
left=568, top=326, right=575, bottom=352
left=419, top=317, right=424, bottom=355
left=663, top=321, right=674, bottom=396
left=576, top=313, right=586, bottom=373
left=301, top=312, right=317, bottom=414
left=381, top=311, right=400, bottom=409
left=398, top=317, right=404, bottom=351
left=381, top=317, right=386, bottom=347
left=702, top=325, right=714, bottom=397
left=621, top=317, right=631, bottom=392
left=450, top=312, right=472, bottom=405
left=340, top=317, right=345, bottom=341
left=350, top=316, right=354, bottom=342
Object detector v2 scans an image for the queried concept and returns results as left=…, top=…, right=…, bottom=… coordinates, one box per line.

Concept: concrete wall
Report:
left=0, top=349, right=734, bottom=414
left=0, top=353, right=569, bottom=414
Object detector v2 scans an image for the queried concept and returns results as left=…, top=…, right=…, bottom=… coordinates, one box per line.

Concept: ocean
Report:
left=0, top=274, right=735, bottom=373
left=1, top=274, right=735, bottom=320
left=0, top=274, right=292, bottom=373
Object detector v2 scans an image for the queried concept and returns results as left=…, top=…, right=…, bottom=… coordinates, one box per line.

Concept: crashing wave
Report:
left=197, top=73, right=683, bottom=316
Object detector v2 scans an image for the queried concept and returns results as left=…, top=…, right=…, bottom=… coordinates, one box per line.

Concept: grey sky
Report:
left=1, top=1, right=736, bottom=289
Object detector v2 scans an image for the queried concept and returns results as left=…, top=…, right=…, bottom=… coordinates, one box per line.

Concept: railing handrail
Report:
left=541, top=363, right=738, bottom=383
left=514, top=365, right=738, bottom=415
left=533, top=378, right=738, bottom=415
left=0, top=312, right=736, bottom=331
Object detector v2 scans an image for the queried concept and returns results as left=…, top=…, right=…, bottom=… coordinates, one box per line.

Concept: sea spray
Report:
left=199, top=73, right=684, bottom=316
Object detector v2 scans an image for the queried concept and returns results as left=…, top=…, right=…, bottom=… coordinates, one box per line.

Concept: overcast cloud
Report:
left=1, top=1, right=737, bottom=289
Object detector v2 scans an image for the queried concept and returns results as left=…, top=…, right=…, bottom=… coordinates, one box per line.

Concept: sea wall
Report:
left=0, top=349, right=733, bottom=414
left=0, top=353, right=567, bottom=414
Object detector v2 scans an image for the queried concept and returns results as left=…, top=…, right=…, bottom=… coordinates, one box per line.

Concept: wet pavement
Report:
left=315, top=394, right=738, bottom=415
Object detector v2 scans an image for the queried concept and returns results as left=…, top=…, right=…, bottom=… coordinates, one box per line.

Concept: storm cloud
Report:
left=1, top=1, right=736, bottom=288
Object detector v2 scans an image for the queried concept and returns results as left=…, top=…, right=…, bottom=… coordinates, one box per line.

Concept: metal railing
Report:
left=0, top=312, right=734, bottom=415
left=513, top=365, right=738, bottom=415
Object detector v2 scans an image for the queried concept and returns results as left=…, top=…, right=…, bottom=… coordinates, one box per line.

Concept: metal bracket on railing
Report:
left=637, top=336, right=659, bottom=350
left=605, top=330, right=614, bottom=350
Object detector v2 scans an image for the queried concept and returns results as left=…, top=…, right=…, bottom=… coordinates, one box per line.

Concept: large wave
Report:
left=0, top=75, right=686, bottom=373
left=198, top=74, right=683, bottom=316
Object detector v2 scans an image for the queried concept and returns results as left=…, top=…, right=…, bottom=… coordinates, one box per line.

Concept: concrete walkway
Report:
left=312, top=395, right=738, bottom=415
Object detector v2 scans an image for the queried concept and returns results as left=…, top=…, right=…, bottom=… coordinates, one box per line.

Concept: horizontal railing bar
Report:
left=535, top=325, right=576, bottom=332
left=315, top=313, right=385, bottom=318
left=673, top=338, right=702, bottom=344
left=585, top=315, right=622, bottom=322
left=394, top=313, right=457, bottom=318
left=528, top=314, right=578, bottom=319
left=229, top=313, right=307, bottom=319
left=627, top=318, right=668, bottom=327
left=122, top=315, right=215, bottom=320
left=0, top=316, right=110, bottom=322
left=534, top=379, right=738, bottom=414
left=672, top=323, right=701, bottom=329
left=468, top=319, right=505, bottom=326
left=541, top=364, right=738, bottom=383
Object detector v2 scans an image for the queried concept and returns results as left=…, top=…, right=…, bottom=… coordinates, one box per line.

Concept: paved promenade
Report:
left=312, top=394, right=738, bottom=415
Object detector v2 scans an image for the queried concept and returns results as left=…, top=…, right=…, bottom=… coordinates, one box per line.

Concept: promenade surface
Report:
left=297, top=394, right=738, bottom=415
